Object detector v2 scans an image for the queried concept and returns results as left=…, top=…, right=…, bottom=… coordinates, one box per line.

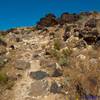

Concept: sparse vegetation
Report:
left=61, top=48, right=72, bottom=57
left=0, top=59, right=5, bottom=68
left=48, top=37, right=72, bottom=66
left=49, top=48, right=60, bottom=60
left=54, top=38, right=62, bottom=50
left=0, top=35, right=4, bottom=40
left=0, top=72, right=8, bottom=85
left=58, top=55, right=68, bottom=66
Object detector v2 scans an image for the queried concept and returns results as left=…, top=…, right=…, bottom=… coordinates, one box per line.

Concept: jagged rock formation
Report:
left=0, top=12, right=100, bottom=100
left=36, top=13, right=58, bottom=30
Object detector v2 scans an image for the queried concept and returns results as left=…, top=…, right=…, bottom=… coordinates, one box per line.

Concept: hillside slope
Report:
left=0, top=12, right=100, bottom=100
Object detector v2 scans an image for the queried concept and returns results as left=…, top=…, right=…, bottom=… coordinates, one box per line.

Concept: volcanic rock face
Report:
left=59, top=13, right=80, bottom=25
left=36, top=13, right=58, bottom=30
left=0, top=12, right=100, bottom=100
left=36, top=13, right=80, bottom=29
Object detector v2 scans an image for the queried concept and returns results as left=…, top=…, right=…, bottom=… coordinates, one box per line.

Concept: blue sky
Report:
left=0, top=0, right=100, bottom=30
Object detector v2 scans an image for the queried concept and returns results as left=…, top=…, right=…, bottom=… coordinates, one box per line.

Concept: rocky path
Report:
left=10, top=33, right=64, bottom=100
left=13, top=60, right=41, bottom=100
left=12, top=33, right=46, bottom=100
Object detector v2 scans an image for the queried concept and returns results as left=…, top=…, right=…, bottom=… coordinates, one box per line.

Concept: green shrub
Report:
left=62, top=48, right=72, bottom=57
left=0, top=72, right=8, bottom=84
left=0, top=35, right=5, bottom=40
left=54, top=38, right=62, bottom=50
left=58, top=56, right=68, bottom=66
left=58, top=48, right=72, bottom=66
left=49, top=49, right=60, bottom=60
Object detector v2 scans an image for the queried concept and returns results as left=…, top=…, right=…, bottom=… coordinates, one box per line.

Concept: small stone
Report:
left=52, top=68, right=63, bottom=77
left=50, top=82, right=62, bottom=94
left=14, top=60, right=30, bottom=70
left=77, top=54, right=86, bottom=60
left=32, top=53, right=39, bottom=60
left=46, top=62, right=56, bottom=68
left=30, top=71, right=48, bottom=80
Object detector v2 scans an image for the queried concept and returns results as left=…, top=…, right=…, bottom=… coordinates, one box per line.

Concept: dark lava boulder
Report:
left=36, top=13, right=58, bottom=30
left=78, top=30, right=99, bottom=45
left=30, top=71, right=48, bottom=80
left=85, top=18, right=97, bottom=28
left=50, top=82, right=62, bottom=94
left=59, top=13, right=80, bottom=25
left=83, top=36, right=96, bottom=45
left=52, top=68, right=63, bottom=77
left=79, top=30, right=99, bottom=38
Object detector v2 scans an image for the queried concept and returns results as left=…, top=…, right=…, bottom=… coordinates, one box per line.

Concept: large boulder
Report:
left=30, top=71, right=48, bottom=80
left=83, top=36, right=96, bottom=45
left=36, top=13, right=58, bottom=30
left=78, top=30, right=99, bottom=45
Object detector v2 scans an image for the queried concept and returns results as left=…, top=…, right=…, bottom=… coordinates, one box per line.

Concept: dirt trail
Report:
left=11, top=33, right=59, bottom=100
left=13, top=60, right=41, bottom=100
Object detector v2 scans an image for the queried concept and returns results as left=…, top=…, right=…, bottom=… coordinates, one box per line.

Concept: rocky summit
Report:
left=0, top=12, right=100, bottom=100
